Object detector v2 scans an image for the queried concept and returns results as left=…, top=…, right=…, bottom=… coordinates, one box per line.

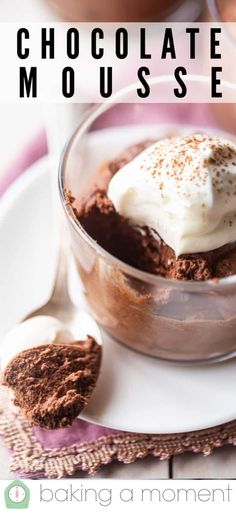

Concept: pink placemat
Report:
left=1, top=103, right=236, bottom=479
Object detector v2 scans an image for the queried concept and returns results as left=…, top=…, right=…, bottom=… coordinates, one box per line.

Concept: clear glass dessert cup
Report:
left=59, top=77, right=236, bottom=363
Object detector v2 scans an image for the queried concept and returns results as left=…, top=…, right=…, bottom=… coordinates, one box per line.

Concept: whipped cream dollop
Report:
left=0, top=316, right=72, bottom=371
left=108, top=133, right=236, bottom=256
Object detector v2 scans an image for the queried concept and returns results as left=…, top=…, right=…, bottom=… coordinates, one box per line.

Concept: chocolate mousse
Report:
left=69, top=137, right=236, bottom=281
left=64, top=132, right=236, bottom=362
left=2, top=337, right=101, bottom=429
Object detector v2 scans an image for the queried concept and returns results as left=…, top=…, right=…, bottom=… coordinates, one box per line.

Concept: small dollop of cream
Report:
left=108, top=133, right=236, bottom=256
left=0, top=316, right=72, bottom=371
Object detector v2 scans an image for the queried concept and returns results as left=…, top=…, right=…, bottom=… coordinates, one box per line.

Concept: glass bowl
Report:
left=59, top=78, right=236, bottom=363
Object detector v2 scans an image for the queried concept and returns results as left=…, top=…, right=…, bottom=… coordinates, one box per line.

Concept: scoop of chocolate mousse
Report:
left=2, top=337, right=101, bottom=430
left=69, top=140, right=236, bottom=281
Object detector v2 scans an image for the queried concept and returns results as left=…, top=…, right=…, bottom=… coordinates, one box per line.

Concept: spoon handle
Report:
left=49, top=222, right=73, bottom=307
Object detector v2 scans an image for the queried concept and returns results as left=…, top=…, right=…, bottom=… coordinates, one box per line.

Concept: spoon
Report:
left=0, top=224, right=102, bottom=378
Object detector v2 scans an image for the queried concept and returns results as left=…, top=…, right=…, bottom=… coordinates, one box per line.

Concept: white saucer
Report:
left=2, top=157, right=236, bottom=434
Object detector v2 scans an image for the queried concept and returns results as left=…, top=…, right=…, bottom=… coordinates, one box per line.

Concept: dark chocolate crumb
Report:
left=2, top=337, right=101, bottom=430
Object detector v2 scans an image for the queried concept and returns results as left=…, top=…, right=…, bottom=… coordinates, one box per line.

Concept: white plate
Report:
left=2, top=157, right=236, bottom=435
